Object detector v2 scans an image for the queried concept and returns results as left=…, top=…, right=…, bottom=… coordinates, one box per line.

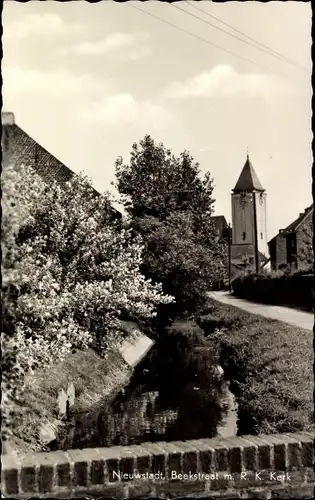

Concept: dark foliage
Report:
left=232, top=270, right=314, bottom=311
left=114, top=135, right=228, bottom=319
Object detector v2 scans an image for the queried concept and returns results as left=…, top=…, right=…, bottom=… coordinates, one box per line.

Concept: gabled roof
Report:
left=210, top=215, right=230, bottom=241
left=283, top=204, right=313, bottom=234
left=233, top=155, right=265, bottom=192
left=211, top=215, right=228, bottom=226
left=2, top=113, right=74, bottom=183
left=210, top=215, right=228, bottom=230
left=1, top=112, right=121, bottom=221
left=268, top=204, right=313, bottom=244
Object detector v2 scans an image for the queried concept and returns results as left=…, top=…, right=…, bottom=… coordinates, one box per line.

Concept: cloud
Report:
left=127, top=46, right=151, bottom=61
left=79, top=93, right=171, bottom=129
left=72, top=32, right=150, bottom=57
left=164, top=65, right=294, bottom=100
left=3, top=13, right=82, bottom=42
left=2, top=67, right=109, bottom=101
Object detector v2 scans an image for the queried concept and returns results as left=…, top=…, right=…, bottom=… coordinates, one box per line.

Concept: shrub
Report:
left=2, top=164, right=173, bottom=442
left=140, top=212, right=227, bottom=318
left=232, top=270, right=314, bottom=311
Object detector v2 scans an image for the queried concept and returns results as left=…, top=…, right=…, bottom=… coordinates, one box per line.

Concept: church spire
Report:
left=233, top=154, right=265, bottom=193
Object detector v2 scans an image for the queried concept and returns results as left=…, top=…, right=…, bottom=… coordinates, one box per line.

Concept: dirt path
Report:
left=209, top=291, right=313, bottom=331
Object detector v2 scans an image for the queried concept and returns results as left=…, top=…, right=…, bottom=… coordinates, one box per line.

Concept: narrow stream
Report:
left=62, top=337, right=238, bottom=450
left=217, top=381, right=238, bottom=438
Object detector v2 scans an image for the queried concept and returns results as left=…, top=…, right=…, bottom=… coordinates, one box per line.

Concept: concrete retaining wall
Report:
left=2, top=432, right=314, bottom=498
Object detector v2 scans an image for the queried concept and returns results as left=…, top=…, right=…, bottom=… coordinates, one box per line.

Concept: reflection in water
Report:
left=67, top=337, right=236, bottom=450
left=97, top=391, right=179, bottom=447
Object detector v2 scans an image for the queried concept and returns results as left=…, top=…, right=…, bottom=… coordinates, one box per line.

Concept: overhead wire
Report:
left=186, top=1, right=308, bottom=73
left=129, top=3, right=307, bottom=83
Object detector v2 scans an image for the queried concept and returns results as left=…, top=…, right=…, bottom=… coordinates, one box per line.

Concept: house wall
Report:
left=296, top=211, right=313, bottom=270
left=270, top=210, right=313, bottom=271
left=286, top=233, right=297, bottom=269
left=275, top=234, right=288, bottom=269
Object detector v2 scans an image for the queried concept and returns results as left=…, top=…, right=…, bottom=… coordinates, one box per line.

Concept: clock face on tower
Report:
left=259, top=193, right=264, bottom=206
left=239, top=193, right=248, bottom=209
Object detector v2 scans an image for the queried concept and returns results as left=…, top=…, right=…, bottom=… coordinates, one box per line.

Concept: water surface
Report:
left=66, top=340, right=238, bottom=449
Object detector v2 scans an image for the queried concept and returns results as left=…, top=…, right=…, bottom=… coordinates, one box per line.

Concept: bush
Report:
left=197, top=300, right=313, bottom=435
left=232, top=270, right=314, bottom=311
left=2, top=164, right=173, bottom=442
left=139, top=212, right=227, bottom=318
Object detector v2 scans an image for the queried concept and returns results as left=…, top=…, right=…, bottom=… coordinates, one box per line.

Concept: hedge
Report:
left=232, top=270, right=314, bottom=311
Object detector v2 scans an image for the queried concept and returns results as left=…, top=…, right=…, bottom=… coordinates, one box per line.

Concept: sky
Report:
left=2, top=1, right=312, bottom=240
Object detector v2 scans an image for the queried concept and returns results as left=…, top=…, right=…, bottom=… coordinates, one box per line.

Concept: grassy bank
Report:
left=196, top=300, right=313, bottom=435
left=7, top=348, right=132, bottom=455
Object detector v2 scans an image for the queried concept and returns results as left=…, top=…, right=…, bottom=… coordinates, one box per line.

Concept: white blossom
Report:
left=2, top=164, right=174, bottom=440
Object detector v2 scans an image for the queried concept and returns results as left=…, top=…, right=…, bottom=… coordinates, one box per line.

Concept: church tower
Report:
left=231, top=155, right=268, bottom=269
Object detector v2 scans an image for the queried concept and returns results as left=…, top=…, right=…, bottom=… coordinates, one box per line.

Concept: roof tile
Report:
left=268, top=205, right=313, bottom=244
left=2, top=123, right=74, bottom=183
left=1, top=115, right=121, bottom=221
left=283, top=205, right=313, bottom=234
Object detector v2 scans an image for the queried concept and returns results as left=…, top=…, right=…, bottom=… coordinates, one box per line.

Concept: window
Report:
left=242, top=232, right=246, bottom=240
left=261, top=232, right=263, bottom=239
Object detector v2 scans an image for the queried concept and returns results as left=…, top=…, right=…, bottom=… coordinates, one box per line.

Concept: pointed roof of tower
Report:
left=233, top=155, right=265, bottom=192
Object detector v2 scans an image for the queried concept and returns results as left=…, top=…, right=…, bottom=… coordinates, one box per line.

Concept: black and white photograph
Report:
left=1, top=1, right=313, bottom=499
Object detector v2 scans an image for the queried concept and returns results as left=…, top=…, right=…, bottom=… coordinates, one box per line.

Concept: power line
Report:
left=186, top=1, right=308, bottom=73
left=129, top=3, right=306, bottom=83
left=188, top=2, right=290, bottom=55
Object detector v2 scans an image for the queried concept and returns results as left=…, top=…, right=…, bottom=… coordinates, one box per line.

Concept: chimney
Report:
left=1, top=112, right=15, bottom=125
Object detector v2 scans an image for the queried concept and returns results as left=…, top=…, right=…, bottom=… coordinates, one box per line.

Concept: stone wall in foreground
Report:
left=2, top=432, right=314, bottom=499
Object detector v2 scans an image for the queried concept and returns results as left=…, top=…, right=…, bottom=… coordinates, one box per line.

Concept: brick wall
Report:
left=2, top=432, right=314, bottom=499
left=296, top=212, right=313, bottom=270
left=275, top=234, right=287, bottom=269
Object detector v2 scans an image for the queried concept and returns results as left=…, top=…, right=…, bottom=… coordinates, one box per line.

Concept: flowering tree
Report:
left=2, top=164, right=173, bottom=440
